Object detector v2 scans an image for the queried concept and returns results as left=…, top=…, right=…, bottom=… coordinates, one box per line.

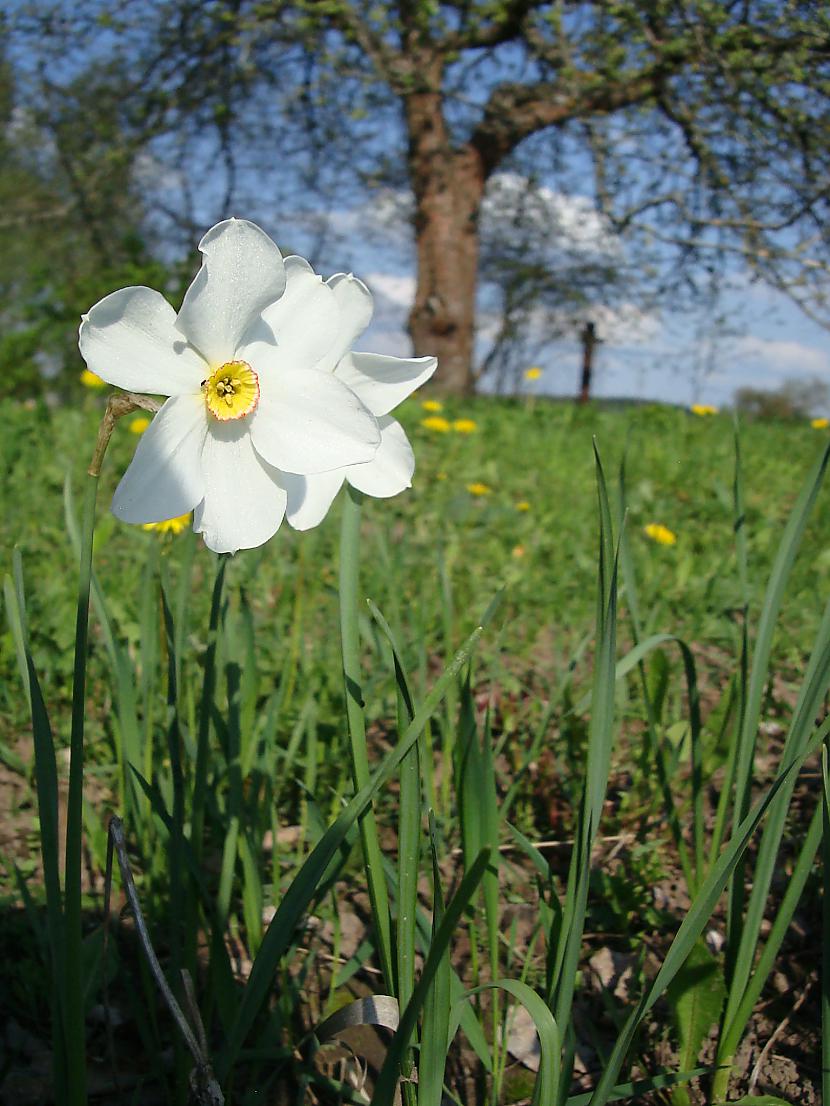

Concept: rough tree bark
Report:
left=300, top=2, right=830, bottom=396
left=399, top=43, right=663, bottom=393
left=405, top=63, right=486, bottom=395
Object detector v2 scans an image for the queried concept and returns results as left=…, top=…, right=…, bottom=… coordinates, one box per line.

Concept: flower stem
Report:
left=64, top=471, right=99, bottom=1106
left=191, top=555, right=227, bottom=868
left=339, top=486, right=395, bottom=993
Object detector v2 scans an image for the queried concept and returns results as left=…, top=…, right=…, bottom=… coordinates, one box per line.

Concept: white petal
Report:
left=176, top=218, right=286, bottom=366
left=242, top=259, right=340, bottom=370
left=313, top=273, right=374, bottom=372
left=335, top=351, right=438, bottom=416
left=79, top=287, right=205, bottom=395
left=345, top=416, right=414, bottom=498
left=193, top=422, right=287, bottom=554
left=112, top=394, right=208, bottom=523
left=250, top=368, right=380, bottom=475
left=281, top=469, right=345, bottom=530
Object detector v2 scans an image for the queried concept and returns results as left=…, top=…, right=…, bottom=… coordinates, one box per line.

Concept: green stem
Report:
left=64, top=472, right=98, bottom=1106
left=191, top=555, right=227, bottom=866
left=187, top=556, right=226, bottom=981
left=339, top=486, right=395, bottom=992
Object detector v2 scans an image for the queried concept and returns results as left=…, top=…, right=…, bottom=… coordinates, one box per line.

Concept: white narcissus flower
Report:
left=271, top=256, right=437, bottom=530
left=78, top=219, right=437, bottom=554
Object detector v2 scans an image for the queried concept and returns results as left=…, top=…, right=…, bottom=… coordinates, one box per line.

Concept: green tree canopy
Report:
left=10, top=1, right=830, bottom=393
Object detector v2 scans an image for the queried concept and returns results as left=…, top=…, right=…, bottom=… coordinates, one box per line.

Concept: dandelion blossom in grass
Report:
left=515, top=500, right=530, bottom=512
left=80, top=368, right=106, bottom=390
left=452, top=418, right=477, bottom=434
left=422, top=399, right=443, bottom=412
left=524, top=366, right=542, bottom=381
left=512, top=544, right=525, bottom=558
left=129, top=416, right=151, bottom=434
left=79, top=218, right=437, bottom=553
left=466, top=481, right=491, bottom=496
left=644, top=522, right=677, bottom=546
left=811, top=417, right=829, bottom=429
left=143, top=513, right=191, bottom=536
left=691, top=404, right=718, bottom=416
left=422, top=415, right=451, bottom=432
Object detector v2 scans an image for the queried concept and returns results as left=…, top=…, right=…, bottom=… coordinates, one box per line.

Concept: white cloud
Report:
left=728, top=335, right=830, bottom=380
left=482, top=172, right=620, bottom=258
left=364, top=272, right=416, bottom=308
left=269, top=182, right=830, bottom=411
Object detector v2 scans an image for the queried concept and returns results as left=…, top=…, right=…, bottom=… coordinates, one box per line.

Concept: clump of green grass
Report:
left=2, top=395, right=828, bottom=1105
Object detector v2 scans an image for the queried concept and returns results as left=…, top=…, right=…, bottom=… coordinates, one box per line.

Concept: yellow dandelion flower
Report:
left=466, top=482, right=491, bottom=496
left=129, top=416, right=151, bottom=434
left=690, top=404, right=718, bottom=417
left=524, top=366, right=542, bottom=381
left=811, top=417, right=829, bottom=429
left=142, top=513, right=192, bottom=536
left=452, top=418, right=477, bottom=434
left=515, top=500, right=530, bottom=512
left=644, top=522, right=677, bottom=546
left=80, top=368, right=106, bottom=390
left=422, top=399, right=443, bottom=412
left=422, top=415, right=451, bottom=432
left=512, top=544, right=526, bottom=558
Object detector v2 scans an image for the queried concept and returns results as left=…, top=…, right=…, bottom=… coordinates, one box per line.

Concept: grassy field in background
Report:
left=2, top=393, right=828, bottom=749
left=1, top=392, right=828, bottom=1103
left=3, top=394, right=829, bottom=829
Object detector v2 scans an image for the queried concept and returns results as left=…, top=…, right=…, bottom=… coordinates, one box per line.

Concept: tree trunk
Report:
left=404, top=65, right=485, bottom=395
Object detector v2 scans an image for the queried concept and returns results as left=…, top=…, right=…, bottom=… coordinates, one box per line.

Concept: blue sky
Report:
left=13, top=7, right=829, bottom=413
left=264, top=179, right=830, bottom=415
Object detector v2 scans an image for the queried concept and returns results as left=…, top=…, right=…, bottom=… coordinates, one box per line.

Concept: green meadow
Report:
left=1, top=393, right=828, bottom=1104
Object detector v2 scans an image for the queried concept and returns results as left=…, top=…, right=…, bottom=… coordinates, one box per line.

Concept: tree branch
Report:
left=469, top=66, right=665, bottom=177
left=439, top=0, right=537, bottom=52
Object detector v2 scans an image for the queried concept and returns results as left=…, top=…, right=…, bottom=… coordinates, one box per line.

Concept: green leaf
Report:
left=727, top=1097, right=795, bottom=1105
left=666, top=940, right=726, bottom=1104
left=418, top=814, right=452, bottom=1106
left=459, top=979, right=560, bottom=1106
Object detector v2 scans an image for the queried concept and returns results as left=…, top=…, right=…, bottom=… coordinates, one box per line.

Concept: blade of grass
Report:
left=373, top=848, right=491, bottom=1105
left=367, top=598, right=420, bottom=1104
left=565, top=1067, right=708, bottom=1106
left=418, top=813, right=453, bottom=1106
left=461, top=980, right=560, bottom=1106
left=192, top=555, right=227, bottom=868
left=586, top=720, right=826, bottom=1106
left=716, top=796, right=821, bottom=1070
left=64, top=472, right=99, bottom=1106
left=550, top=445, right=619, bottom=1083
left=4, top=563, right=68, bottom=1100
left=618, top=454, right=704, bottom=890
left=216, top=622, right=243, bottom=933
left=218, top=606, right=496, bottom=1081
left=726, top=440, right=830, bottom=967
left=339, top=485, right=395, bottom=993
left=715, top=596, right=830, bottom=1098
left=64, top=475, right=145, bottom=827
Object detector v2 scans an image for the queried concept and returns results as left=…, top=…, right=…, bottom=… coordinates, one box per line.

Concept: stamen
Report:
left=202, top=360, right=259, bottom=421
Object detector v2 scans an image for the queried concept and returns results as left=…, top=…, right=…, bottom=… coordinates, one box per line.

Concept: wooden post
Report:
left=578, top=321, right=598, bottom=405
